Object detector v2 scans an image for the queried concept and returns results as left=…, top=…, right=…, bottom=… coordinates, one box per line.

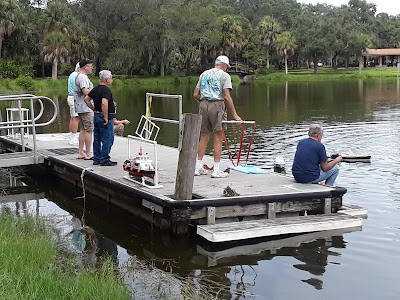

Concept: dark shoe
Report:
left=100, top=160, right=117, bottom=166
left=93, top=161, right=100, bottom=165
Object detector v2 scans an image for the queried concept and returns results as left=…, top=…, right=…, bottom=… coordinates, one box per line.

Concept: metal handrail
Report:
left=145, top=92, right=183, bottom=148
left=0, top=94, right=54, bottom=128
left=0, top=94, right=58, bottom=164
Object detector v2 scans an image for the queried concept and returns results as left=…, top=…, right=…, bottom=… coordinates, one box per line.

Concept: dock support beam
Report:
left=207, top=207, right=216, bottom=224
left=324, top=198, right=332, bottom=214
left=267, top=203, right=276, bottom=219
left=174, top=113, right=202, bottom=200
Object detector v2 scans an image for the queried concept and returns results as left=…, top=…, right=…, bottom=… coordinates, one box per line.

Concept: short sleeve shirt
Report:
left=88, top=85, right=116, bottom=119
left=67, top=71, right=78, bottom=95
left=292, top=138, right=328, bottom=183
left=74, top=73, right=93, bottom=114
left=195, top=68, right=232, bottom=101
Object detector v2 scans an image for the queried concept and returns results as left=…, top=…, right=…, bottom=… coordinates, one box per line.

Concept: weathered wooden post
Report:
left=174, top=113, right=202, bottom=200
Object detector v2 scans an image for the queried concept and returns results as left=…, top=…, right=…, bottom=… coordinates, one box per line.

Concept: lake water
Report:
left=3, top=77, right=400, bottom=299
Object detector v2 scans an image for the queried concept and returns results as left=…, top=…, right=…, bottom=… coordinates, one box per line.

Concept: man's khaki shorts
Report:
left=199, top=100, right=227, bottom=132
left=78, top=111, right=94, bottom=132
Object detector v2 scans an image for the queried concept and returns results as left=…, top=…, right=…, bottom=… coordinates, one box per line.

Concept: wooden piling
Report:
left=174, top=113, right=202, bottom=200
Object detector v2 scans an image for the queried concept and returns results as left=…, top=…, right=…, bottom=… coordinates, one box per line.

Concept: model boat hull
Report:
left=123, top=160, right=155, bottom=179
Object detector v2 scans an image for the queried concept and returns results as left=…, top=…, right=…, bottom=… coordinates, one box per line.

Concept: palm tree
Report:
left=41, top=0, right=73, bottom=36
left=275, top=31, right=297, bottom=74
left=71, top=34, right=98, bottom=62
left=256, top=16, right=281, bottom=69
left=220, top=15, right=251, bottom=57
left=0, top=0, right=20, bottom=58
left=40, top=31, right=70, bottom=80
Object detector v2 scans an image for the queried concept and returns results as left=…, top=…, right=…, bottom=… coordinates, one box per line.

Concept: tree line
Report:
left=1, top=0, right=399, bottom=79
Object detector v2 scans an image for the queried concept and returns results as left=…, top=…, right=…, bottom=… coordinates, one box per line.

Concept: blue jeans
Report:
left=93, top=113, right=114, bottom=164
left=309, top=165, right=340, bottom=186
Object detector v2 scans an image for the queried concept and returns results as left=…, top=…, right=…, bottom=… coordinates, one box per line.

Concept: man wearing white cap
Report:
left=67, top=63, right=80, bottom=145
left=193, top=55, right=242, bottom=178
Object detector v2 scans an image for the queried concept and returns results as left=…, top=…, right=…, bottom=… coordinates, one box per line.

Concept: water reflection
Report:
left=70, top=216, right=118, bottom=268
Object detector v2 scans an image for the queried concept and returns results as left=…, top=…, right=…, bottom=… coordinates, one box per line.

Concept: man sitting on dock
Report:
left=292, top=124, right=342, bottom=186
left=113, top=118, right=130, bottom=136
left=193, top=55, right=242, bottom=178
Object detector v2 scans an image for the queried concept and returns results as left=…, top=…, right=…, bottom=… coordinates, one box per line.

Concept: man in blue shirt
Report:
left=292, top=124, right=342, bottom=186
left=67, top=63, right=80, bottom=145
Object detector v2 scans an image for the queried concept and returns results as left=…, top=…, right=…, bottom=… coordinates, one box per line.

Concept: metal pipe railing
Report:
left=0, top=94, right=58, bottom=164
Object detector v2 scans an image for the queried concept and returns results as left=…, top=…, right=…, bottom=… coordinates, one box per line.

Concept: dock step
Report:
left=0, top=152, right=44, bottom=168
left=197, top=214, right=362, bottom=243
left=337, top=203, right=368, bottom=218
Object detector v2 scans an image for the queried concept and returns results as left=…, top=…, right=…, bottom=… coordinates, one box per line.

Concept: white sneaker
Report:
left=211, top=170, right=229, bottom=178
left=69, top=138, right=79, bottom=146
left=194, top=168, right=208, bottom=176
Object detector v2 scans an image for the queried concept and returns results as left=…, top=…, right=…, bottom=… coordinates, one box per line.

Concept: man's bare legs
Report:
left=197, top=132, right=210, bottom=161
left=69, top=116, right=79, bottom=134
left=196, top=130, right=226, bottom=176
left=69, top=116, right=79, bottom=145
left=78, top=129, right=93, bottom=159
left=213, top=130, right=224, bottom=162
left=195, top=132, right=210, bottom=174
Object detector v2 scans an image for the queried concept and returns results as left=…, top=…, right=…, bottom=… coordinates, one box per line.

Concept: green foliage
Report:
left=0, top=214, right=130, bottom=299
left=111, top=78, right=124, bottom=86
left=15, top=75, right=34, bottom=91
left=0, top=0, right=400, bottom=78
left=58, top=63, right=73, bottom=76
left=0, top=60, right=32, bottom=79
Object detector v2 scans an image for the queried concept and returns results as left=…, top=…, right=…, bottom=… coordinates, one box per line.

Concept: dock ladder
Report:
left=0, top=94, right=58, bottom=167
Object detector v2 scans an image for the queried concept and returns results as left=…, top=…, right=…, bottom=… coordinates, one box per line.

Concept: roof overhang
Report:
left=364, top=48, right=400, bottom=56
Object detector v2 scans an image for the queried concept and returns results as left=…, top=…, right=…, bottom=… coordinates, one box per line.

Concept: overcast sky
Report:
left=297, top=0, right=399, bottom=16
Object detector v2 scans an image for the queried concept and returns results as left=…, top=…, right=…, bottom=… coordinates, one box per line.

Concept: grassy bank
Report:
left=0, top=75, right=201, bottom=94
left=258, top=66, right=400, bottom=81
left=0, top=214, right=130, bottom=300
left=0, top=67, right=398, bottom=94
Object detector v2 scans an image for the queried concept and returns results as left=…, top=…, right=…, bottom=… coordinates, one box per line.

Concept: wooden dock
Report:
left=0, top=133, right=364, bottom=239
left=197, top=214, right=362, bottom=243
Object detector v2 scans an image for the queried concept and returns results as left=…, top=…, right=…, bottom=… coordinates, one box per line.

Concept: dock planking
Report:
left=196, top=214, right=362, bottom=243
left=0, top=133, right=350, bottom=236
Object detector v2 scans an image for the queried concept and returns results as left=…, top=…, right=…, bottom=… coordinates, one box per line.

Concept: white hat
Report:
left=215, top=55, right=230, bottom=68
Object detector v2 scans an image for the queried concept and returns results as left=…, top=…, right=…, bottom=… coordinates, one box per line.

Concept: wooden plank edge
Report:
left=338, top=204, right=368, bottom=218
left=197, top=216, right=362, bottom=243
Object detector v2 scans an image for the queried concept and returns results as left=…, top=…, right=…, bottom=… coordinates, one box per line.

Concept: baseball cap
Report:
left=215, top=55, right=230, bottom=68
left=79, top=59, right=93, bottom=68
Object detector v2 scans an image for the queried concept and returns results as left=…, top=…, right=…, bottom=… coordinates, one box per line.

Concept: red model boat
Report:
left=123, top=148, right=156, bottom=178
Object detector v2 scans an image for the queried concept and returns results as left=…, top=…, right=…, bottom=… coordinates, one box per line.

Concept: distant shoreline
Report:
left=0, top=68, right=399, bottom=93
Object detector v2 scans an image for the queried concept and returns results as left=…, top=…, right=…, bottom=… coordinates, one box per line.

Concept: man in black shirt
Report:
left=84, top=70, right=117, bottom=166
